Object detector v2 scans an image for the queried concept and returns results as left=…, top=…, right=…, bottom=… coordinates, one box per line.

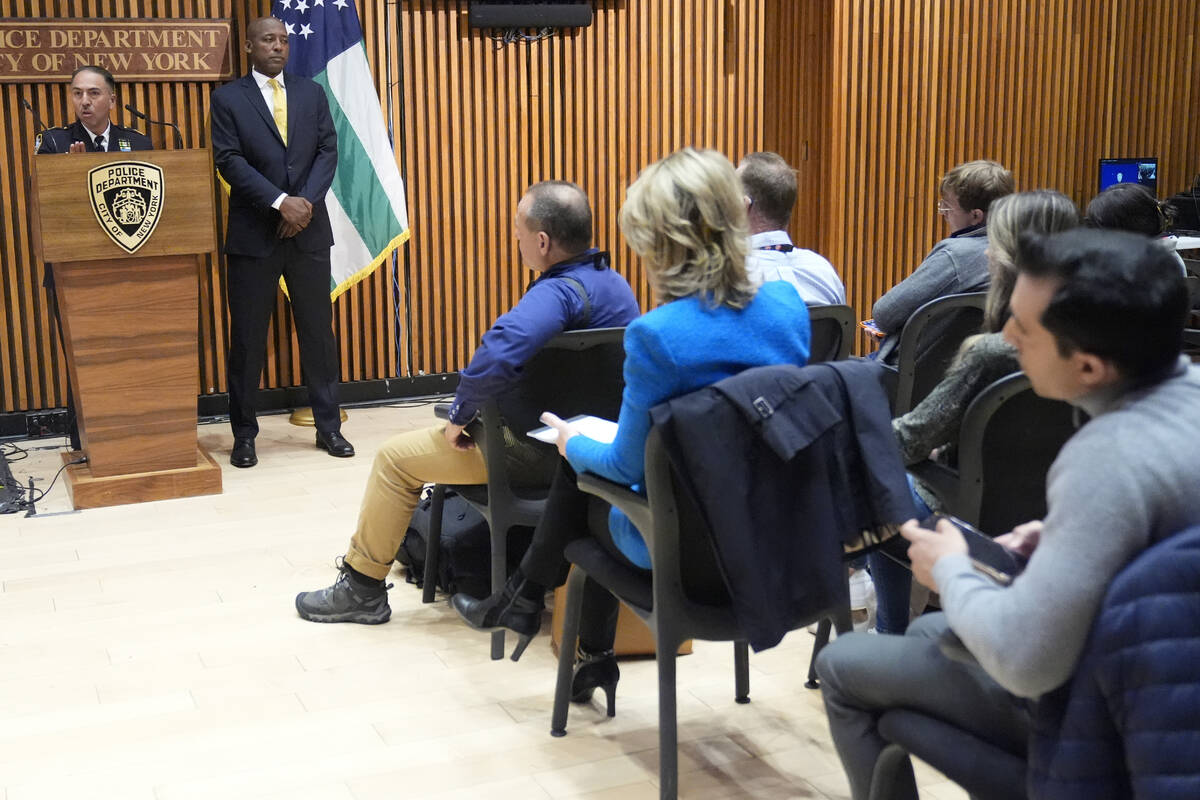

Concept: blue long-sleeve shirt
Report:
left=565, top=280, right=812, bottom=567
left=447, top=249, right=641, bottom=425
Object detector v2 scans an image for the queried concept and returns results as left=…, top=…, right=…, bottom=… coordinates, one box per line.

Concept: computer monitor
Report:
left=1099, top=157, right=1158, bottom=194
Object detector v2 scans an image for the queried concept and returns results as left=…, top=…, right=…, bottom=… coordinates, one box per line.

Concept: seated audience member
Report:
left=872, top=160, right=1014, bottom=363
left=294, top=181, right=640, bottom=624
left=737, top=151, right=846, bottom=305
left=816, top=228, right=1200, bottom=800
left=1085, top=182, right=1187, bottom=272
left=869, top=190, right=1080, bottom=635
left=451, top=147, right=812, bottom=687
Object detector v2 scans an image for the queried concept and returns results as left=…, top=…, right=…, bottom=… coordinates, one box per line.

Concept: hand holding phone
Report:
left=925, top=514, right=1028, bottom=585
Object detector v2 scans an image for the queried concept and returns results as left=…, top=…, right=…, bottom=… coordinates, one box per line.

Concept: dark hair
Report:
left=1015, top=228, right=1187, bottom=382
left=737, top=151, right=797, bottom=228
left=525, top=180, right=592, bottom=254
left=1084, top=182, right=1176, bottom=236
left=71, top=65, right=116, bottom=93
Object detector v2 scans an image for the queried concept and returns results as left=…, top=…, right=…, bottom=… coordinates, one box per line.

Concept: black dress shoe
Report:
left=316, top=430, right=355, bottom=457
left=230, top=437, right=257, bottom=468
left=450, top=570, right=545, bottom=661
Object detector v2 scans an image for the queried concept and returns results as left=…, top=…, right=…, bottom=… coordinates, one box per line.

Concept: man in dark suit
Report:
left=36, top=65, right=152, bottom=155
left=209, top=16, right=353, bottom=468
left=35, top=65, right=152, bottom=451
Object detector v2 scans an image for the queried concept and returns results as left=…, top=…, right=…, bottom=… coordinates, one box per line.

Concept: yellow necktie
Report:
left=267, top=78, right=287, bottom=145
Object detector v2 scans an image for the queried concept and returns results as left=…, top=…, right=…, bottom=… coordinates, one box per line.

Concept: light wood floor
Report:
left=0, top=402, right=967, bottom=800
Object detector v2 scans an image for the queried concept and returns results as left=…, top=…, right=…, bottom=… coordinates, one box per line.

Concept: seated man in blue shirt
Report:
left=296, top=181, right=641, bottom=624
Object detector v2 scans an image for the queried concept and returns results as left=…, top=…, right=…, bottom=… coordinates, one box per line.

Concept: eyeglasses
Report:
left=936, top=202, right=954, bottom=216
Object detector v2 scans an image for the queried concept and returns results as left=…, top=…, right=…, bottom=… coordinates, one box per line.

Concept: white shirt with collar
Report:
left=251, top=68, right=288, bottom=210
left=745, top=230, right=847, bottom=306
left=86, top=123, right=112, bottom=151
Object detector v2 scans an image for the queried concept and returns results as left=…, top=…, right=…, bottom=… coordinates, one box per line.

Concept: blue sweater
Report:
left=447, top=250, right=641, bottom=425
left=565, top=280, right=812, bottom=567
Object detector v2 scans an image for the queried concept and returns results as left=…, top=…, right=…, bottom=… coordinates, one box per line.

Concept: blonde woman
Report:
left=452, top=148, right=812, bottom=706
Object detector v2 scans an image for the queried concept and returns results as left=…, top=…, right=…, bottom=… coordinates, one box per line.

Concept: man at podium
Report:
left=35, top=66, right=152, bottom=154
left=35, top=64, right=153, bottom=451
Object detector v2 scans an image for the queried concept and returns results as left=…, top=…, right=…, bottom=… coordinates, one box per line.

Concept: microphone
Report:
left=124, top=103, right=184, bottom=149
left=20, top=95, right=49, bottom=133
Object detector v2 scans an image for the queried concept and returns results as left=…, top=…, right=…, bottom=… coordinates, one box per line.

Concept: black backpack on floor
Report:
left=395, top=488, right=533, bottom=598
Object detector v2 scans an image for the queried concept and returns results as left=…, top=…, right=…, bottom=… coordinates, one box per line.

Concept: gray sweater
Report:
left=933, top=357, right=1200, bottom=698
left=873, top=227, right=990, bottom=363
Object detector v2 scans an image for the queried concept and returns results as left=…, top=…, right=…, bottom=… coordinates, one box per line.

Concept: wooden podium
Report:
left=29, top=150, right=222, bottom=509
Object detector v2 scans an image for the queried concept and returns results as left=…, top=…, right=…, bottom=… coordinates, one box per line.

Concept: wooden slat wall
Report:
left=770, top=0, right=1200, bottom=337
left=398, top=0, right=767, bottom=376
left=4, top=0, right=1199, bottom=415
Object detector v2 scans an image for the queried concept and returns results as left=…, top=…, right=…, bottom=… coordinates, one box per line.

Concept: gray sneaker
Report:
left=295, top=562, right=392, bottom=624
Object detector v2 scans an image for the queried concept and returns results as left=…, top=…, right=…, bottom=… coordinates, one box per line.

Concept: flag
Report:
left=272, top=0, right=409, bottom=299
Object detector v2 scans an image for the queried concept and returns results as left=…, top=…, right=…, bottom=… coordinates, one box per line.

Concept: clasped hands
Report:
left=901, top=517, right=1042, bottom=591
left=277, top=195, right=312, bottom=238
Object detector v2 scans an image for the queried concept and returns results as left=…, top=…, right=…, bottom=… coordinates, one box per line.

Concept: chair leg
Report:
left=489, top=516, right=508, bottom=661
left=656, top=626, right=681, bottom=800
left=734, top=640, right=750, bottom=704
left=806, top=603, right=853, bottom=689
left=551, top=567, right=587, bottom=737
left=422, top=485, right=445, bottom=604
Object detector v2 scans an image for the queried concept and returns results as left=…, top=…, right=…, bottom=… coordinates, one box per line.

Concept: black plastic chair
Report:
left=551, top=426, right=852, bottom=799
left=908, top=372, right=1078, bottom=534
left=889, top=292, right=987, bottom=416
left=869, top=709, right=1027, bottom=800
left=425, top=327, right=627, bottom=660
left=808, top=304, right=856, bottom=362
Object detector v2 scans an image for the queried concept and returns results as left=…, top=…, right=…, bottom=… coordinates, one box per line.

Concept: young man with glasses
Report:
left=871, top=160, right=1014, bottom=364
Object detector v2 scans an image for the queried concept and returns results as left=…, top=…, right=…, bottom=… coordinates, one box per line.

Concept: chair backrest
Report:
left=955, top=372, right=1079, bottom=533
left=892, top=292, right=987, bottom=415
left=475, top=327, right=627, bottom=498
left=807, top=304, right=855, bottom=362
left=643, top=429, right=734, bottom=618
left=1183, top=256, right=1200, bottom=279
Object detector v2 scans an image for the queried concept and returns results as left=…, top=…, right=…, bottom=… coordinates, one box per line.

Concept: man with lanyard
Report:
left=738, top=151, right=845, bottom=305
left=295, top=181, right=641, bottom=624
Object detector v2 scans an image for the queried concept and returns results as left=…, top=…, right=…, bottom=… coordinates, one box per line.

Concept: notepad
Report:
left=527, top=414, right=618, bottom=445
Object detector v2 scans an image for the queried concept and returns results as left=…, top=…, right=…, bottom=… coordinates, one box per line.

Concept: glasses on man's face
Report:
left=936, top=201, right=954, bottom=216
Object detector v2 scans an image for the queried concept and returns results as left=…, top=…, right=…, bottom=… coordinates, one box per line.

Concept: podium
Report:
left=29, top=150, right=222, bottom=509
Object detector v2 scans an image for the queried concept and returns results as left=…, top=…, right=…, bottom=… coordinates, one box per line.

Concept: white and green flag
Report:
left=273, top=0, right=409, bottom=298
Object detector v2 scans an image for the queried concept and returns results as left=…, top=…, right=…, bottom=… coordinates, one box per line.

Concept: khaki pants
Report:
left=344, top=424, right=488, bottom=580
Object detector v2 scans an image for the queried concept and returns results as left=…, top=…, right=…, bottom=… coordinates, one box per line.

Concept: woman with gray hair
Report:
left=870, top=189, right=1080, bottom=635
left=451, top=147, right=812, bottom=707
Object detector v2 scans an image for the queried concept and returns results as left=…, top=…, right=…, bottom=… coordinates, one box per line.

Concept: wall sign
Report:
left=0, top=19, right=233, bottom=82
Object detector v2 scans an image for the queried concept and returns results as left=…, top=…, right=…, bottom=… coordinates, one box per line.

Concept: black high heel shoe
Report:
left=449, top=570, right=544, bottom=661
left=571, top=647, right=619, bottom=717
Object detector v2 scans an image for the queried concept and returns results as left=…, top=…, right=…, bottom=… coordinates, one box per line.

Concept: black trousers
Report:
left=520, top=462, right=647, bottom=652
left=45, top=278, right=82, bottom=452
left=225, top=240, right=341, bottom=438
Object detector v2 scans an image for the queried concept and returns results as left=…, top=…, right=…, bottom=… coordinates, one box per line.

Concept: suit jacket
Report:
left=209, top=72, right=337, bottom=257
left=36, top=120, right=152, bottom=154
left=649, top=360, right=916, bottom=651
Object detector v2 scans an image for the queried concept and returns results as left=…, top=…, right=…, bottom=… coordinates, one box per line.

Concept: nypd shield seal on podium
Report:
left=87, top=160, right=164, bottom=253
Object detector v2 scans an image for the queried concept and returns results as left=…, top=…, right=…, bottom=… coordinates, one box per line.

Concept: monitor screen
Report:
left=1099, top=158, right=1158, bottom=194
